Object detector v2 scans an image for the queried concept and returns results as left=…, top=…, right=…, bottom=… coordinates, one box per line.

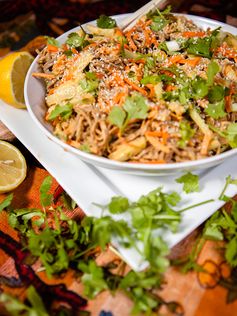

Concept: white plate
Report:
left=24, top=14, right=237, bottom=176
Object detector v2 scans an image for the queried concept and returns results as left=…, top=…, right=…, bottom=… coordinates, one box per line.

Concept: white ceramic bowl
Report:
left=24, top=14, right=237, bottom=176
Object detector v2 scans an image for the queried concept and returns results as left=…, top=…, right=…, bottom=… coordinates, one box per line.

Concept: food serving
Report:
left=32, top=7, right=237, bottom=164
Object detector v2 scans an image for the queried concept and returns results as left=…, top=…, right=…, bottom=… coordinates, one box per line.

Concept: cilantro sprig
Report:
left=176, top=172, right=200, bottom=194
left=148, top=5, right=171, bottom=32
left=96, top=15, right=117, bottom=29
left=66, top=32, right=88, bottom=50
left=108, top=93, right=149, bottom=133
left=48, top=103, right=73, bottom=121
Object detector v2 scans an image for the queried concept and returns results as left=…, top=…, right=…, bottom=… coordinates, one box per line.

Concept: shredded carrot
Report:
left=48, top=88, right=56, bottom=95
left=145, top=131, right=169, bottom=144
left=179, top=57, right=201, bottom=66
left=84, top=42, right=97, bottom=50
left=111, top=74, right=125, bottom=87
left=159, top=69, right=174, bottom=78
left=125, top=29, right=137, bottom=51
left=165, top=84, right=177, bottom=92
left=71, top=47, right=79, bottom=54
left=124, top=44, right=132, bottom=51
left=124, top=77, right=148, bottom=96
left=169, top=112, right=182, bottom=121
left=167, top=55, right=183, bottom=66
left=61, top=43, right=68, bottom=51
left=216, top=43, right=237, bottom=59
left=113, top=91, right=127, bottom=105
left=145, top=84, right=155, bottom=98
left=115, top=28, right=124, bottom=37
left=225, top=95, right=232, bottom=113
left=64, top=73, right=73, bottom=81
left=47, top=44, right=59, bottom=52
left=182, top=31, right=206, bottom=38
left=32, top=72, right=55, bottom=79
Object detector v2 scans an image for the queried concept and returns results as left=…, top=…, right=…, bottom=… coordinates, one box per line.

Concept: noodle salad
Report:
left=33, top=7, right=237, bottom=164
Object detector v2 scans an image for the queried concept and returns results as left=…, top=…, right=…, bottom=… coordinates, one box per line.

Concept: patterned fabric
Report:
left=0, top=0, right=237, bottom=315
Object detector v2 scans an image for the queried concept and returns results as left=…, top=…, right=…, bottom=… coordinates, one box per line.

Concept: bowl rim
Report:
left=24, top=13, right=237, bottom=171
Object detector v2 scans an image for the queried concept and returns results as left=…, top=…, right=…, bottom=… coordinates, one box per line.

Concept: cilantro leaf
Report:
left=187, top=37, right=212, bottom=58
left=108, top=106, right=126, bottom=128
left=0, top=194, right=13, bottom=212
left=208, top=85, right=225, bottom=103
left=191, top=77, right=209, bottom=99
left=80, top=74, right=99, bottom=94
left=96, top=15, right=117, bottom=29
left=0, top=287, right=49, bottom=316
left=91, top=216, right=132, bottom=249
left=205, top=99, right=226, bottom=119
left=148, top=5, right=171, bottom=32
left=27, top=286, right=49, bottom=315
left=176, top=172, right=200, bottom=193
left=45, top=36, right=60, bottom=47
left=48, top=103, right=73, bottom=121
left=226, top=237, right=237, bottom=266
left=80, top=143, right=91, bottom=153
left=108, top=196, right=129, bottom=214
left=40, top=176, right=53, bottom=207
left=207, top=61, right=219, bottom=86
left=140, top=75, right=161, bottom=85
left=66, top=32, right=85, bottom=48
left=79, top=260, right=108, bottom=299
left=109, top=93, right=149, bottom=132
left=151, top=16, right=168, bottom=32
left=123, top=93, right=149, bottom=121
left=119, top=270, right=161, bottom=314
left=225, top=123, right=237, bottom=148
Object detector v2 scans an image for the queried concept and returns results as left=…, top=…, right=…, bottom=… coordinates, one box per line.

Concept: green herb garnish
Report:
left=48, top=103, right=73, bottom=121
left=176, top=172, right=200, bottom=194
left=96, top=15, right=117, bottom=29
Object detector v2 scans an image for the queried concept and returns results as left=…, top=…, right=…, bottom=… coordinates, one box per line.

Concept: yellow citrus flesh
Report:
left=0, top=141, right=27, bottom=193
left=0, top=52, right=33, bottom=108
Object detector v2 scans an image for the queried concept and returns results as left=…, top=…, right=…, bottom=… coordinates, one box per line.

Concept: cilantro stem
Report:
left=178, top=199, right=214, bottom=213
left=219, top=179, right=229, bottom=201
left=74, top=244, right=97, bottom=259
left=218, top=176, right=237, bottom=200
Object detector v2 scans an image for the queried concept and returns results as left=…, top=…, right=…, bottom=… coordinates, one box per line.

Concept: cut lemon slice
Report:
left=0, top=52, right=33, bottom=108
left=0, top=141, right=27, bottom=193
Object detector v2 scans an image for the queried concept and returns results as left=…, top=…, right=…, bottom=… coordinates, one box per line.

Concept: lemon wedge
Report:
left=0, top=52, right=33, bottom=108
left=0, top=141, right=27, bottom=193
